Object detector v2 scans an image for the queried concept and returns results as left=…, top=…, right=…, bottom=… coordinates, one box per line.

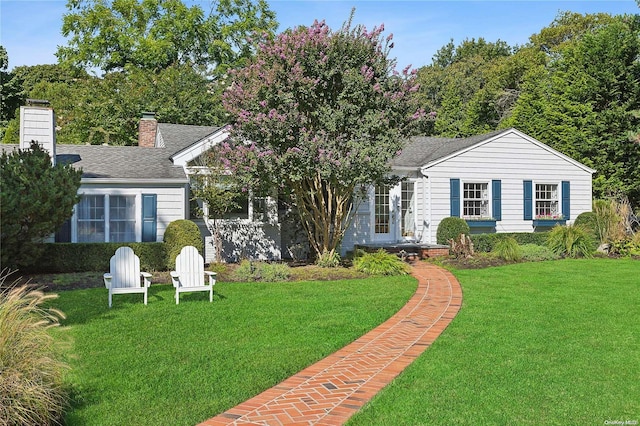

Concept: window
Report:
left=401, top=181, right=415, bottom=237
left=535, top=183, right=559, bottom=218
left=463, top=183, right=488, bottom=218
left=77, top=195, right=105, bottom=242
left=76, top=194, right=138, bottom=243
left=374, top=184, right=390, bottom=234
left=109, top=195, right=135, bottom=242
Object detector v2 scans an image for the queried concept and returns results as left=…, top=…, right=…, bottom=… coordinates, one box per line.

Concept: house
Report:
left=6, top=102, right=280, bottom=263
left=341, top=128, right=595, bottom=255
left=6, top=102, right=594, bottom=262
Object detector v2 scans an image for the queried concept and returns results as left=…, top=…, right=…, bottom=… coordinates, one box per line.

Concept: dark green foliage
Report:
left=232, top=260, right=291, bottom=282
left=1, top=143, right=82, bottom=269
left=520, top=244, right=560, bottom=262
left=163, top=220, right=203, bottom=270
left=57, top=0, right=277, bottom=73
left=574, top=211, right=599, bottom=248
left=546, top=225, right=594, bottom=258
left=353, top=249, right=411, bottom=276
left=471, top=232, right=551, bottom=252
left=436, top=217, right=471, bottom=245
left=493, top=237, right=522, bottom=262
left=28, top=243, right=167, bottom=273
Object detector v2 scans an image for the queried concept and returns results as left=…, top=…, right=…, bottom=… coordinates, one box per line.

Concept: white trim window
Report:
left=109, top=195, right=136, bottom=242
left=77, top=195, right=105, bottom=243
left=535, top=183, right=559, bottom=218
left=463, top=182, right=489, bottom=218
left=76, top=194, right=138, bottom=243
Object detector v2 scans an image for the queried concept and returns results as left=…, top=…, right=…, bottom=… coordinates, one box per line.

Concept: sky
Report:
left=1, top=0, right=638, bottom=73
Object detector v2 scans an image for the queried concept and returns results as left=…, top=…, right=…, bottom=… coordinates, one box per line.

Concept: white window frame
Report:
left=462, top=181, right=490, bottom=219
left=72, top=191, right=142, bottom=243
left=534, top=182, right=560, bottom=219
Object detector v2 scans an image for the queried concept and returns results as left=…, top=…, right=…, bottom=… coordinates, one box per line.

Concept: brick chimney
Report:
left=138, top=112, right=157, bottom=147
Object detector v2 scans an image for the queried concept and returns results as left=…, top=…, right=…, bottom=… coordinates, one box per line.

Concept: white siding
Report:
left=19, top=106, right=56, bottom=164
left=422, top=132, right=593, bottom=243
left=72, top=183, right=186, bottom=242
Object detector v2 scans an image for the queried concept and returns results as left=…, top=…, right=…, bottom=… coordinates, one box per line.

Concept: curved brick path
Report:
left=199, top=262, right=462, bottom=426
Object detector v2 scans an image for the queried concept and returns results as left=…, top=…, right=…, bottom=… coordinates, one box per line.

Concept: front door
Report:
left=372, top=181, right=416, bottom=242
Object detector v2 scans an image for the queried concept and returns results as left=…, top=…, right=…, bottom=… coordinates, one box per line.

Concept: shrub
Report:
left=0, top=274, right=68, bottom=425
left=316, top=250, right=341, bottom=268
left=437, top=217, right=470, bottom=245
left=232, top=260, right=291, bottom=282
left=546, top=225, right=594, bottom=258
left=471, top=232, right=550, bottom=253
left=493, top=237, right=522, bottom=262
left=29, top=242, right=167, bottom=273
left=353, top=249, right=410, bottom=276
left=164, top=220, right=203, bottom=270
left=520, top=244, right=560, bottom=262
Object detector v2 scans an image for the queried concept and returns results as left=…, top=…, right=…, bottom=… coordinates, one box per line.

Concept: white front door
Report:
left=372, top=181, right=416, bottom=242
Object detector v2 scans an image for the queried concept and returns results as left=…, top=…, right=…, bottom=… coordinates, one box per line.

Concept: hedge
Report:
left=28, top=242, right=167, bottom=273
left=471, top=232, right=550, bottom=253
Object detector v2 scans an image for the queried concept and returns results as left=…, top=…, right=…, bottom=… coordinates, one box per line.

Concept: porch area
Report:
left=355, top=242, right=450, bottom=260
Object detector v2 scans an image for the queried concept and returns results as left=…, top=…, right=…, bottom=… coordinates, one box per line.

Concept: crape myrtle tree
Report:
left=1, top=143, right=82, bottom=269
left=221, top=15, right=424, bottom=261
left=190, top=151, right=241, bottom=262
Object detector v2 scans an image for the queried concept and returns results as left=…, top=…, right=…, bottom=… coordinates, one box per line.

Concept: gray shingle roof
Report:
left=156, top=123, right=222, bottom=155
left=391, top=128, right=508, bottom=168
left=1, top=144, right=187, bottom=181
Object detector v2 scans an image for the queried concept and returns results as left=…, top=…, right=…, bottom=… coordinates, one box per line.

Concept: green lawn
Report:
left=348, top=258, right=640, bottom=425
left=50, top=276, right=417, bottom=425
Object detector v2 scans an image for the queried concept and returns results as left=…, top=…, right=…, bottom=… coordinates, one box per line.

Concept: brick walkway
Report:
left=199, top=262, right=462, bottom=426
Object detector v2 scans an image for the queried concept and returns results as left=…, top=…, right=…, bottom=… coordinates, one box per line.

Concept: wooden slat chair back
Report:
left=103, top=247, right=152, bottom=308
left=170, top=246, right=216, bottom=304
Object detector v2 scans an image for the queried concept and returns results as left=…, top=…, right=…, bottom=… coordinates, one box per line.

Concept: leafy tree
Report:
left=190, top=151, right=241, bottom=262
left=57, top=0, right=277, bottom=73
left=416, top=38, right=519, bottom=137
left=221, top=17, right=423, bottom=260
left=507, top=14, right=640, bottom=206
left=3, top=63, right=225, bottom=145
left=1, top=143, right=82, bottom=269
left=0, top=46, right=23, bottom=132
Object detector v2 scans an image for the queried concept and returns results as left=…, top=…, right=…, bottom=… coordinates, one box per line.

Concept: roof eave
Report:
left=81, top=177, right=189, bottom=185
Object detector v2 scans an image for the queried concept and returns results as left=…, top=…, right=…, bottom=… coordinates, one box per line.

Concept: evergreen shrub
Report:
left=436, top=217, right=470, bottom=245
left=164, top=220, right=203, bottom=270
left=471, top=232, right=550, bottom=252
left=30, top=242, right=167, bottom=273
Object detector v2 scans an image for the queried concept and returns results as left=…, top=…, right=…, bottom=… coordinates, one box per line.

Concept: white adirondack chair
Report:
left=170, top=246, right=216, bottom=304
left=103, top=247, right=152, bottom=308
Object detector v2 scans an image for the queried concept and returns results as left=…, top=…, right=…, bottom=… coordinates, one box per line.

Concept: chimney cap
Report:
left=141, top=111, right=156, bottom=120
left=26, top=99, right=51, bottom=107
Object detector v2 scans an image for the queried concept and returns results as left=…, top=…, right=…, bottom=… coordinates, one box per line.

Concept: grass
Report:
left=48, top=276, right=417, bottom=425
left=348, top=258, right=640, bottom=425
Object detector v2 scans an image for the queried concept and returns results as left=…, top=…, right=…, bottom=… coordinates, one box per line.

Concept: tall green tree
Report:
left=507, top=15, right=640, bottom=206
left=1, top=143, right=82, bottom=269
left=57, top=0, right=277, bottom=73
left=222, top=17, right=424, bottom=260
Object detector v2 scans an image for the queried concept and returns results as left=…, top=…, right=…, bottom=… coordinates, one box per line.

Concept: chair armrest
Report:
left=205, top=271, right=217, bottom=286
left=170, top=271, right=180, bottom=287
left=141, top=272, right=152, bottom=287
left=103, top=273, right=112, bottom=289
